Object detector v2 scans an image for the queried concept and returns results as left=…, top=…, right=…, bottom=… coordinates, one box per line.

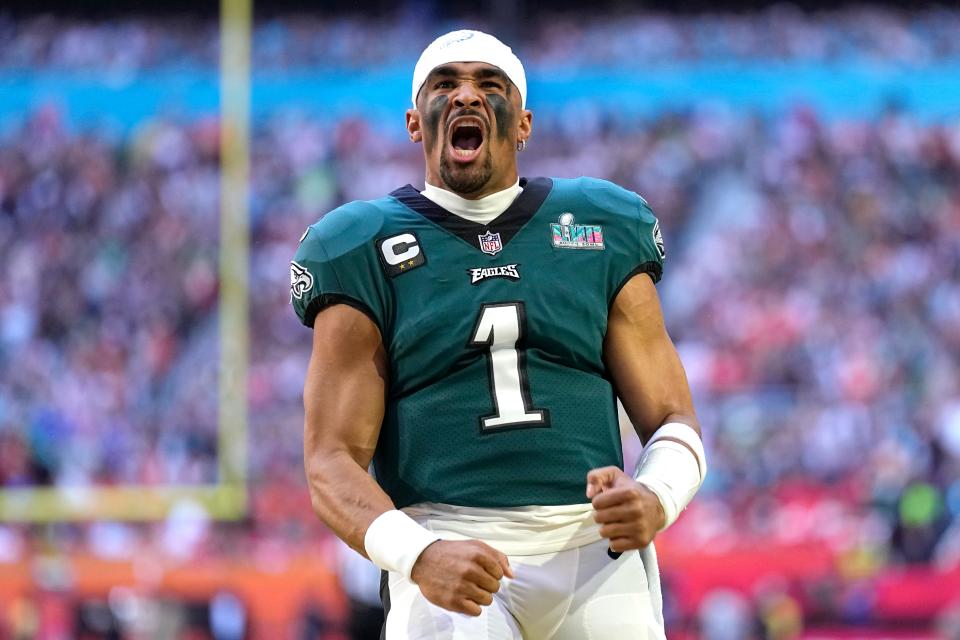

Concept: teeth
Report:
left=453, top=148, right=477, bottom=157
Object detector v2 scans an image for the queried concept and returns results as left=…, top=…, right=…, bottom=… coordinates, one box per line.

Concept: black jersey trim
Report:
left=609, top=262, right=663, bottom=308
left=302, top=293, right=382, bottom=335
left=379, top=570, right=390, bottom=640
left=388, top=177, right=553, bottom=253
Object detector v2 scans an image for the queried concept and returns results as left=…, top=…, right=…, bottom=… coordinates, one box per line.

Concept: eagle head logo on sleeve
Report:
left=653, top=220, right=665, bottom=259
left=290, top=261, right=314, bottom=301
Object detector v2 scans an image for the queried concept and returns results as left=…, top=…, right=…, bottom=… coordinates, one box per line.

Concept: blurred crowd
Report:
left=0, top=108, right=223, bottom=489
left=3, top=97, right=960, bottom=555
left=648, top=103, right=960, bottom=566
left=1, top=8, right=960, bottom=637
left=1, top=5, right=960, bottom=73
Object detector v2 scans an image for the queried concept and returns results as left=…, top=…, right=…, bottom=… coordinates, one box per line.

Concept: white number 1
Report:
left=469, top=303, right=549, bottom=433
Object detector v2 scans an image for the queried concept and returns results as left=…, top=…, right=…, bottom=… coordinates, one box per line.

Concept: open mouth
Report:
left=448, top=118, right=485, bottom=162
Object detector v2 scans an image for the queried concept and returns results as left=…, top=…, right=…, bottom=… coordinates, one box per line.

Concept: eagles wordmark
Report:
left=468, top=264, right=521, bottom=285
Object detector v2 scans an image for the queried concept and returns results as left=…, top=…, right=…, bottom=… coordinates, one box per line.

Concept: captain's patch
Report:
left=376, top=232, right=426, bottom=277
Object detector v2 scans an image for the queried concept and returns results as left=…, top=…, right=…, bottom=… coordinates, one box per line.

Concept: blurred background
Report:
left=1, top=0, right=959, bottom=638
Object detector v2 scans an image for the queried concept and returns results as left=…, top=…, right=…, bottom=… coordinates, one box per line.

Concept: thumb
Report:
left=586, top=466, right=621, bottom=498
left=497, top=551, right=514, bottom=579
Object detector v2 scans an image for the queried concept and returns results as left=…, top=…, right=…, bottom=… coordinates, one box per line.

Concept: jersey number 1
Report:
left=469, top=303, right=549, bottom=433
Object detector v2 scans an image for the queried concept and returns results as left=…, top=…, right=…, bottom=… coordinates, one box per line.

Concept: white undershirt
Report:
left=421, top=180, right=522, bottom=225
left=403, top=502, right=600, bottom=556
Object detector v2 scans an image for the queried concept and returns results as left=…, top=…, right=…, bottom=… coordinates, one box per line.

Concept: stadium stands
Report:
left=1, top=7, right=959, bottom=637
left=1, top=8, right=960, bottom=70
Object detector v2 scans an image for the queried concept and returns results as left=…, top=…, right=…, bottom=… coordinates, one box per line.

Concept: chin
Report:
left=439, top=153, right=493, bottom=196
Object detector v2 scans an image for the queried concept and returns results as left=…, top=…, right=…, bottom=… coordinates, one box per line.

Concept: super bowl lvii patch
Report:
left=550, top=213, right=604, bottom=250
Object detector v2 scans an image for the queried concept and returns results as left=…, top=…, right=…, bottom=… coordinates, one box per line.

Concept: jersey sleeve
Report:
left=580, top=177, right=665, bottom=301
left=627, top=195, right=665, bottom=285
left=290, top=202, right=391, bottom=332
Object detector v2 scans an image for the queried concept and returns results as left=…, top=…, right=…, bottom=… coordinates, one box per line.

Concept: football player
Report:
left=294, top=30, right=706, bottom=639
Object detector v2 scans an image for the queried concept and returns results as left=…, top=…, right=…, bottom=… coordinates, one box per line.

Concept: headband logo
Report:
left=440, top=32, right=475, bottom=48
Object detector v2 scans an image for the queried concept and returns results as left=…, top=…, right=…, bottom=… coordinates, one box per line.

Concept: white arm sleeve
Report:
left=633, top=422, right=707, bottom=530
left=364, top=509, right=440, bottom=580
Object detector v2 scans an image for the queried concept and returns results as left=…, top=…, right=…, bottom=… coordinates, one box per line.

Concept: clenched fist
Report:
left=587, top=466, right=665, bottom=552
left=410, top=539, right=514, bottom=616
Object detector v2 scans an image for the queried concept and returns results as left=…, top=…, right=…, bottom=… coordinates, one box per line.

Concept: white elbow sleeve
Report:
left=364, top=510, right=440, bottom=580
left=633, top=422, right=707, bottom=531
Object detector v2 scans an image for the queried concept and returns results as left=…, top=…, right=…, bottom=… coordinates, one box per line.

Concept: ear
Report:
left=517, top=109, right=533, bottom=146
left=406, top=109, right=423, bottom=144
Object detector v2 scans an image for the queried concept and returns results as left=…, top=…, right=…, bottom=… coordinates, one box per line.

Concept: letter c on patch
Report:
left=380, top=233, right=420, bottom=265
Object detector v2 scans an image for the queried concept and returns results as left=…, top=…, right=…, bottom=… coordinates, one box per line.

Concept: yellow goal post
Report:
left=0, top=0, right=252, bottom=523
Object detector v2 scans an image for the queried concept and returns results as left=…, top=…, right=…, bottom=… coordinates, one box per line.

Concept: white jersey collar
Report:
left=421, top=180, right=523, bottom=225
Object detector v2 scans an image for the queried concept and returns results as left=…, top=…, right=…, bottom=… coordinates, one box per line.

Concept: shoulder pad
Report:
left=575, top=177, right=652, bottom=220
left=299, top=198, right=391, bottom=261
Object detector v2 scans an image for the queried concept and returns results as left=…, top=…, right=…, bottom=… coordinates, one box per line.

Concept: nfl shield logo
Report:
left=478, top=231, right=503, bottom=256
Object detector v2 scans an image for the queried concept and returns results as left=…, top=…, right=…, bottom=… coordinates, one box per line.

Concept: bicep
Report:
left=603, top=273, right=697, bottom=441
left=303, top=304, right=387, bottom=468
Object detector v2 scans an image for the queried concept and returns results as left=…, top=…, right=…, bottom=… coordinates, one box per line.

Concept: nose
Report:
left=451, top=82, right=483, bottom=109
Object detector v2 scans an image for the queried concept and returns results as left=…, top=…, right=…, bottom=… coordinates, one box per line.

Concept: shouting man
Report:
left=293, top=30, right=706, bottom=639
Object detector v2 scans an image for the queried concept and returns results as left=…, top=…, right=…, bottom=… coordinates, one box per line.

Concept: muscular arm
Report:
left=588, top=273, right=703, bottom=548
left=603, top=273, right=699, bottom=447
left=302, top=304, right=511, bottom=613
left=302, top=304, right=393, bottom=556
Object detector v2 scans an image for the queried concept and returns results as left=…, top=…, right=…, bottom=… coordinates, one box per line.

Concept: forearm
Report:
left=305, top=448, right=395, bottom=556
left=614, top=344, right=696, bottom=442
left=303, top=304, right=396, bottom=556
left=604, top=274, right=706, bottom=531
left=605, top=276, right=698, bottom=439
left=633, top=420, right=706, bottom=529
left=651, top=413, right=700, bottom=439
left=305, top=444, right=440, bottom=581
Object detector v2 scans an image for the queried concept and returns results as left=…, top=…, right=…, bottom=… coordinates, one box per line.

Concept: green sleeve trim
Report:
left=296, top=226, right=384, bottom=335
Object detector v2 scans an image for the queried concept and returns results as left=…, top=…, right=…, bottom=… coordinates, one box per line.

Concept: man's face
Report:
left=406, top=62, right=532, bottom=198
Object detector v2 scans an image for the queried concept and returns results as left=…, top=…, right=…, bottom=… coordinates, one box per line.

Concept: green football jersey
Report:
left=291, top=177, right=664, bottom=509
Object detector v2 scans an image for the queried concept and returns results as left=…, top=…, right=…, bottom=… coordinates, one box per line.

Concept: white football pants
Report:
left=380, top=539, right=666, bottom=639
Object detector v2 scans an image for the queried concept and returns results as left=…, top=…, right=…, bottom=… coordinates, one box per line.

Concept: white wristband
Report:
left=634, top=422, right=707, bottom=531
left=364, top=510, right=440, bottom=580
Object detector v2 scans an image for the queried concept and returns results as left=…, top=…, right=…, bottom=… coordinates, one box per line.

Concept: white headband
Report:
left=411, top=30, right=527, bottom=109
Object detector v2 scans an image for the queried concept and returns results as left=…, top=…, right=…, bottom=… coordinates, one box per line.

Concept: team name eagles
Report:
left=468, top=264, right=520, bottom=285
